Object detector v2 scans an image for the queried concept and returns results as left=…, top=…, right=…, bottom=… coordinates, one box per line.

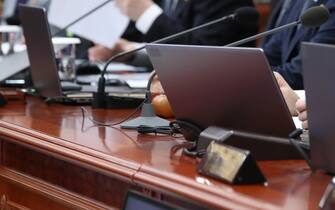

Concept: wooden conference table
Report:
left=0, top=96, right=331, bottom=210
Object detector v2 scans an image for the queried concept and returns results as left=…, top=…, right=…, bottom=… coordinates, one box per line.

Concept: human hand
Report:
left=115, top=0, right=154, bottom=21
left=296, top=99, right=308, bottom=129
left=88, top=39, right=135, bottom=62
left=274, top=72, right=300, bottom=116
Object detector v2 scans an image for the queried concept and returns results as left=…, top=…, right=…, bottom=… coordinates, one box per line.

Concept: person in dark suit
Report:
left=89, top=0, right=258, bottom=62
left=262, top=0, right=286, bottom=45
left=263, top=0, right=335, bottom=90
left=3, top=0, right=50, bottom=25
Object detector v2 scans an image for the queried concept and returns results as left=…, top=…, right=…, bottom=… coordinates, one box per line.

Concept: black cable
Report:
left=81, top=70, right=157, bottom=128
left=289, top=129, right=315, bottom=172
left=80, top=101, right=144, bottom=127
left=137, top=125, right=174, bottom=135
left=80, top=122, right=142, bottom=148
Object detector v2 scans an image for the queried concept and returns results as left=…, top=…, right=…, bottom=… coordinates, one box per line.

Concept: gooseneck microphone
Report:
left=225, top=5, right=330, bottom=47
left=93, top=7, right=260, bottom=108
left=52, top=0, right=112, bottom=37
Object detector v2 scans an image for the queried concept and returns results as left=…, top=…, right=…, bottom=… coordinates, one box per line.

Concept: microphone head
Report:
left=300, top=5, right=330, bottom=27
left=234, top=7, right=259, bottom=25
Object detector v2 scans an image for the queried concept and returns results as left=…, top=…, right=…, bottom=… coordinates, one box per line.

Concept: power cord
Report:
left=80, top=101, right=144, bottom=127
left=289, top=129, right=315, bottom=172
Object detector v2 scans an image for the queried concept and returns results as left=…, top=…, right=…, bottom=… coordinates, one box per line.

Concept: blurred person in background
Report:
left=262, top=0, right=335, bottom=90
left=3, top=0, right=49, bottom=25
left=88, top=0, right=259, bottom=65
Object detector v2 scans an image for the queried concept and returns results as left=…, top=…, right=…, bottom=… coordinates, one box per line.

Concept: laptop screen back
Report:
left=146, top=44, right=295, bottom=138
left=19, top=5, right=62, bottom=98
left=302, top=42, right=335, bottom=174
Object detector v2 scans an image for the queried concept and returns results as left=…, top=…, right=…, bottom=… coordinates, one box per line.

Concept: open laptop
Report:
left=302, top=42, right=335, bottom=174
left=19, top=5, right=146, bottom=104
left=19, top=5, right=89, bottom=101
left=20, top=6, right=144, bottom=103
left=146, top=44, right=301, bottom=159
left=147, top=44, right=295, bottom=138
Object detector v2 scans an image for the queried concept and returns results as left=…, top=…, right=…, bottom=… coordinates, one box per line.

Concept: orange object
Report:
left=150, top=75, right=174, bottom=118
left=152, top=94, right=174, bottom=119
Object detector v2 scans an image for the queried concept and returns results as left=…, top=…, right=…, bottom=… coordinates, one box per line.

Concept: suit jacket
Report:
left=5, top=0, right=50, bottom=25
left=123, top=0, right=258, bottom=46
left=263, top=0, right=335, bottom=90
left=261, top=0, right=284, bottom=45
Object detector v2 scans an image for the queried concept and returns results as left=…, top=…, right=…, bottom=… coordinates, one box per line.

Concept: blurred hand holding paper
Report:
left=48, top=0, right=129, bottom=48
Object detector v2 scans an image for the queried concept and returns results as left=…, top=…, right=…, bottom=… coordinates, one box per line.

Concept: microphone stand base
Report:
left=121, top=102, right=170, bottom=129
left=121, top=116, right=170, bottom=129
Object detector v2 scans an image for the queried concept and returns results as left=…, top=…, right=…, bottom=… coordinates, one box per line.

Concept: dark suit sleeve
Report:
left=271, top=4, right=335, bottom=90
left=121, top=22, right=144, bottom=42
left=261, top=0, right=282, bottom=46
left=143, top=0, right=257, bottom=46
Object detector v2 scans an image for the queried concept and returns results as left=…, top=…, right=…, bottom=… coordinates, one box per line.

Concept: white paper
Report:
left=293, top=117, right=303, bottom=129
left=48, top=0, right=129, bottom=48
left=97, top=62, right=136, bottom=72
left=0, top=25, right=21, bottom=33
left=121, top=73, right=151, bottom=89
left=294, top=90, right=306, bottom=100
left=52, top=37, right=81, bottom=45
left=125, top=80, right=148, bottom=89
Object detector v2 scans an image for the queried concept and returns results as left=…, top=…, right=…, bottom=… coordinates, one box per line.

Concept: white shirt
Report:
left=136, top=4, right=163, bottom=34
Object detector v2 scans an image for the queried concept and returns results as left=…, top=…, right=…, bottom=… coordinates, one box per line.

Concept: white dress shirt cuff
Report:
left=136, top=4, right=163, bottom=34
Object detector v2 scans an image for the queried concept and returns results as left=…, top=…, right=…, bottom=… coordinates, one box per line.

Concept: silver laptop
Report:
left=302, top=42, right=335, bottom=174
left=146, top=44, right=296, bottom=138
left=20, top=5, right=147, bottom=105
left=19, top=5, right=86, bottom=100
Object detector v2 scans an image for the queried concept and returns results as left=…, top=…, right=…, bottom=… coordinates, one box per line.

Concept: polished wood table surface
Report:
left=0, top=96, right=331, bottom=210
